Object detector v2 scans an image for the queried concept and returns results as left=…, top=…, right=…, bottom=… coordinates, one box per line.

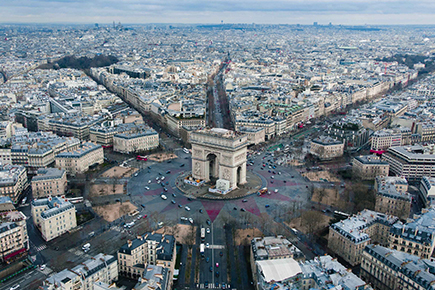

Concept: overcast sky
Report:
left=1, top=0, right=435, bottom=25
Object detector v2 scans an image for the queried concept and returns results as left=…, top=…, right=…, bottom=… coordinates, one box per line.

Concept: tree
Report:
left=301, top=210, right=324, bottom=237
left=119, top=204, right=130, bottom=217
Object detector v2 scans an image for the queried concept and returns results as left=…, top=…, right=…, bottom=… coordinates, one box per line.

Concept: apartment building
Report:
left=165, top=114, right=205, bottom=137
left=0, top=148, right=12, bottom=165
left=237, top=126, right=266, bottom=145
left=328, top=210, right=399, bottom=266
left=31, top=168, right=67, bottom=198
left=0, top=164, right=27, bottom=203
left=419, top=176, right=435, bottom=207
left=415, top=122, right=435, bottom=142
left=0, top=210, right=28, bottom=263
left=42, top=253, right=118, bottom=290
left=361, top=244, right=435, bottom=290
left=310, top=136, right=344, bottom=160
left=235, top=117, right=276, bottom=140
left=382, top=145, right=435, bottom=181
left=132, top=264, right=170, bottom=290
left=352, top=155, right=390, bottom=180
left=55, top=142, right=104, bottom=175
left=118, top=232, right=176, bottom=286
left=370, top=128, right=410, bottom=151
left=389, top=208, right=435, bottom=259
left=113, top=129, right=159, bottom=154
left=374, top=176, right=412, bottom=220
left=31, top=196, right=77, bottom=241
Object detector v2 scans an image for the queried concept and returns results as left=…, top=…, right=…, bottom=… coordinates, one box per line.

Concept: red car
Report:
left=143, top=215, right=147, bottom=218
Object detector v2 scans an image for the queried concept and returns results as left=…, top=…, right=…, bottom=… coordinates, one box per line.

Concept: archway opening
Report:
left=207, top=153, right=218, bottom=183
left=237, top=166, right=242, bottom=186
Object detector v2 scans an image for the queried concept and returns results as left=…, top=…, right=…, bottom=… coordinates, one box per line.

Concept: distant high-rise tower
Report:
left=313, top=22, right=318, bottom=26
left=113, top=21, right=115, bottom=29
left=221, top=20, right=223, bottom=24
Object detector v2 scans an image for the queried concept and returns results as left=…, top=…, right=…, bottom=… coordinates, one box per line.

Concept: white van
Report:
left=82, top=243, right=91, bottom=251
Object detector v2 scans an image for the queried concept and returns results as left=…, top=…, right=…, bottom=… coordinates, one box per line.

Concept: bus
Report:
left=136, top=155, right=148, bottom=161
left=201, top=228, right=206, bottom=241
left=334, top=210, right=350, bottom=219
left=68, top=197, right=84, bottom=204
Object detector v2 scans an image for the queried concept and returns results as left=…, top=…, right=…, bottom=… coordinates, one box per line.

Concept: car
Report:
left=206, top=228, right=210, bottom=234
left=240, top=208, right=246, bottom=212
left=161, top=183, right=165, bottom=187
left=219, top=251, right=223, bottom=257
left=164, top=187, right=168, bottom=192
left=271, top=176, right=274, bottom=179
left=204, top=281, right=209, bottom=288
left=166, top=170, right=171, bottom=174
left=209, top=266, right=213, bottom=272
left=278, top=172, right=281, bottom=175
left=40, top=264, right=46, bottom=270
left=145, top=186, right=149, bottom=190
left=9, top=285, right=20, bottom=290
left=215, top=281, right=220, bottom=287
left=171, top=200, right=176, bottom=204
left=161, top=176, right=165, bottom=180
left=143, top=215, right=147, bottom=218
left=161, top=195, right=167, bottom=200
left=206, top=257, right=210, bottom=262
left=272, top=171, right=276, bottom=174
left=180, top=163, right=185, bottom=167
left=291, top=175, right=294, bottom=178
left=216, top=262, right=219, bottom=267
left=242, top=199, right=248, bottom=202
left=187, top=197, right=192, bottom=201
left=233, top=207, right=237, bottom=210
left=265, top=204, right=270, bottom=208
left=283, top=180, right=287, bottom=183
left=156, top=177, right=159, bottom=180
left=215, top=271, right=220, bottom=277
left=268, top=170, right=271, bottom=173
left=157, top=180, right=161, bottom=184
left=180, top=217, right=188, bottom=221
left=221, top=283, right=226, bottom=289
left=185, top=206, right=191, bottom=211
left=167, top=161, right=171, bottom=163
left=206, top=219, right=211, bottom=225
left=270, top=180, right=274, bottom=183
left=172, top=193, right=176, bottom=197
left=206, top=243, right=210, bottom=248
left=199, top=209, right=203, bottom=213
left=306, top=185, right=309, bottom=188
left=274, top=189, right=278, bottom=193
left=134, top=173, right=138, bottom=177
left=166, top=181, right=169, bottom=185
left=178, top=204, right=182, bottom=208
left=158, top=172, right=162, bottom=175
left=261, top=167, right=264, bottom=170
left=148, top=180, right=152, bottom=183
left=189, top=218, right=194, bottom=224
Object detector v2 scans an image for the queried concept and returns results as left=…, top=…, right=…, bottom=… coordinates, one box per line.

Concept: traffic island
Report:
left=175, top=170, right=262, bottom=200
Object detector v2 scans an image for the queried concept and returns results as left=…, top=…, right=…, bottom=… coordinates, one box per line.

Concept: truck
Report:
left=201, top=228, right=206, bottom=241
left=200, top=243, right=205, bottom=257
left=82, top=243, right=91, bottom=251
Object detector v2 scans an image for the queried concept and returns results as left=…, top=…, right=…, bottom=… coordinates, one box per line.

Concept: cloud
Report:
left=1, top=0, right=435, bottom=24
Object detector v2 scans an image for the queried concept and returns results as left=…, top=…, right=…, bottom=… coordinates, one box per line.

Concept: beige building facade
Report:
left=31, top=196, right=77, bottom=241
left=32, top=168, right=67, bottom=198
left=55, top=142, right=104, bottom=175
left=0, top=211, right=28, bottom=263
left=310, top=136, right=344, bottom=160
left=113, top=130, right=159, bottom=154
left=0, top=165, right=28, bottom=203
left=352, top=155, right=390, bottom=180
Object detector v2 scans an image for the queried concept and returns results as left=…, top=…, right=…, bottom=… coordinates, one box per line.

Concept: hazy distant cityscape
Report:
left=2, top=22, right=435, bottom=290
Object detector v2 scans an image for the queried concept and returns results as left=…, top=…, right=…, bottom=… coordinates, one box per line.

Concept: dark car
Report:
left=204, top=281, right=209, bottom=288
left=221, top=283, right=226, bottom=289
left=187, top=197, right=192, bottom=201
left=178, top=204, right=182, bottom=208
left=172, top=193, right=176, bottom=197
left=180, top=163, right=185, bottom=167
left=209, top=266, right=213, bottom=272
left=265, top=204, right=270, bottom=208
left=242, top=199, right=248, bottom=202
left=215, top=271, right=219, bottom=278
left=219, top=251, right=223, bottom=257
left=270, top=180, right=274, bottom=183
left=283, top=180, right=287, bottom=183
left=171, top=200, right=176, bottom=204
left=147, top=166, right=151, bottom=169
left=167, top=160, right=171, bottom=163
left=240, top=208, right=246, bottom=212
left=206, top=257, right=210, bottom=263
left=164, top=187, right=168, bottom=192
left=161, top=183, right=165, bottom=187
left=215, top=281, right=219, bottom=288
left=233, top=207, right=237, bottom=210
left=206, top=219, right=211, bottom=225
left=199, top=209, right=203, bottom=213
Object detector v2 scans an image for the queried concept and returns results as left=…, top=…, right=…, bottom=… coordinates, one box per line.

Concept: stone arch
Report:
left=237, top=166, right=242, bottom=186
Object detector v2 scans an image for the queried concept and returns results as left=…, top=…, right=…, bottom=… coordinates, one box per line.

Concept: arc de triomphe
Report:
left=190, top=128, right=247, bottom=189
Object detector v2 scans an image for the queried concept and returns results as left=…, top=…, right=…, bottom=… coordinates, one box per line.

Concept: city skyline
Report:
left=1, top=0, right=435, bottom=25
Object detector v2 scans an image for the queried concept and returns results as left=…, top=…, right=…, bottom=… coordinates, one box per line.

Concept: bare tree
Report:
left=301, top=210, right=324, bottom=238
left=119, top=204, right=130, bottom=217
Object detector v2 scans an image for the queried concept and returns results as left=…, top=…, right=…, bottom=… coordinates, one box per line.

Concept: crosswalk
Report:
left=199, top=283, right=229, bottom=289
left=35, top=244, right=47, bottom=252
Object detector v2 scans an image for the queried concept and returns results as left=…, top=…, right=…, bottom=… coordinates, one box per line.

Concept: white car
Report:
left=185, top=206, right=191, bottom=211
left=10, top=284, right=20, bottom=290
left=180, top=217, right=188, bottom=221
left=134, top=173, right=138, bottom=177
left=155, top=177, right=159, bottom=180
left=206, top=243, right=210, bottom=248
left=274, top=189, right=278, bottom=193
left=40, top=264, right=46, bottom=271
left=145, top=186, right=150, bottom=190
left=206, top=228, right=210, bottom=234
left=188, top=218, right=194, bottom=224
left=271, top=176, right=274, bottom=179
left=278, top=172, right=281, bottom=175
left=148, top=180, right=152, bottom=184
left=161, top=195, right=167, bottom=200
left=161, top=176, right=165, bottom=180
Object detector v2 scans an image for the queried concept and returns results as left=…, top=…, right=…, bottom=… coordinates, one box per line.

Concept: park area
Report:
left=311, top=187, right=340, bottom=207
left=148, top=152, right=177, bottom=162
left=100, top=166, right=138, bottom=178
left=302, top=170, right=341, bottom=182
left=93, top=202, right=137, bottom=222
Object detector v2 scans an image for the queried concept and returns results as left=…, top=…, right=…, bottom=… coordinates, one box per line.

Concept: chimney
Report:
left=127, top=240, right=132, bottom=247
